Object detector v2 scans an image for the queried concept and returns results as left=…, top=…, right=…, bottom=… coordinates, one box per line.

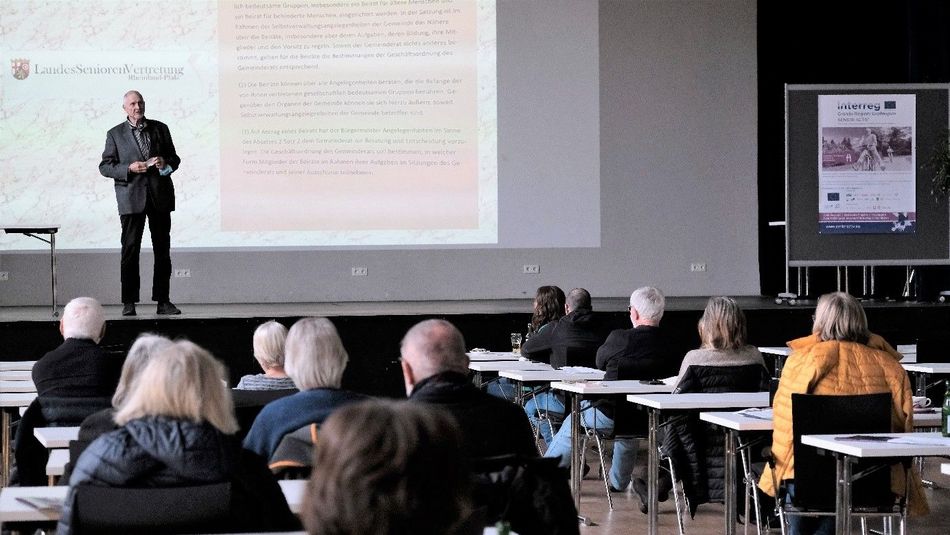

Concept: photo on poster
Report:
left=817, top=94, right=916, bottom=234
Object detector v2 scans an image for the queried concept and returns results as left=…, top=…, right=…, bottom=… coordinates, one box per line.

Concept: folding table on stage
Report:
left=1, top=226, right=60, bottom=317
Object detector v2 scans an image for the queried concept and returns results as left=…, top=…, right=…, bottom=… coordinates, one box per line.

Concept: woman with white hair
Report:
left=58, top=340, right=298, bottom=534
left=236, top=320, right=296, bottom=390
left=243, top=317, right=368, bottom=460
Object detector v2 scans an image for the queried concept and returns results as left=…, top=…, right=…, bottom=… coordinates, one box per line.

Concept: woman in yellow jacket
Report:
left=759, top=292, right=927, bottom=534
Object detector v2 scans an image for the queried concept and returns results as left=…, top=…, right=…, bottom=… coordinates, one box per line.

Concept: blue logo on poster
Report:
left=828, top=192, right=840, bottom=201
left=884, top=101, right=896, bottom=109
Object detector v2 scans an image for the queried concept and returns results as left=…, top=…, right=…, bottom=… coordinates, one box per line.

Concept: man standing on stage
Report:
left=99, top=90, right=181, bottom=316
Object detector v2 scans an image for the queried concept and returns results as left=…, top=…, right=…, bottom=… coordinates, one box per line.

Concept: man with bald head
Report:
left=99, top=90, right=182, bottom=316
left=400, top=319, right=536, bottom=459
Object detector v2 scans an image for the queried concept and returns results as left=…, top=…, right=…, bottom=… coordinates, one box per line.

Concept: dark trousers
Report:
left=119, top=196, right=171, bottom=304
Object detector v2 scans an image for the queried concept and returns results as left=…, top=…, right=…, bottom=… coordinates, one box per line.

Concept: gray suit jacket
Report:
left=99, top=119, right=180, bottom=215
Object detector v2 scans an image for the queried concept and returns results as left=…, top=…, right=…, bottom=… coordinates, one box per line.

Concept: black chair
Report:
left=13, top=396, right=111, bottom=486
left=776, top=393, right=906, bottom=532
left=660, top=364, right=770, bottom=534
left=471, top=454, right=579, bottom=535
left=231, top=388, right=297, bottom=441
left=268, top=423, right=318, bottom=479
left=72, top=482, right=232, bottom=534
left=550, top=346, right=597, bottom=369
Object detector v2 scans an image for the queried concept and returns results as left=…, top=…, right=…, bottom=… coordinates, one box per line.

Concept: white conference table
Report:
left=0, top=381, right=35, bottom=394
left=0, top=362, right=35, bottom=372
left=0, top=371, right=33, bottom=382
left=699, top=407, right=940, bottom=535
left=1, top=393, right=39, bottom=486
left=550, top=380, right=674, bottom=517
left=801, top=432, right=950, bottom=534
left=0, top=479, right=308, bottom=525
left=46, top=449, right=68, bottom=478
left=902, top=363, right=950, bottom=397
left=626, top=392, right=770, bottom=535
left=499, top=367, right=606, bottom=406
left=468, top=360, right=552, bottom=388
left=757, top=346, right=791, bottom=377
left=34, top=427, right=79, bottom=449
left=466, top=351, right=522, bottom=362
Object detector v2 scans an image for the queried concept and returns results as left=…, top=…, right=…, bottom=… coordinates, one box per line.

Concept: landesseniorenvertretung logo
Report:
left=11, top=58, right=30, bottom=80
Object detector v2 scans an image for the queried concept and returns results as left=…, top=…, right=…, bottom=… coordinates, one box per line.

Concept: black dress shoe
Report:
left=121, top=303, right=136, bottom=316
left=632, top=477, right=672, bottom=514
left=156, top=302, right=182, bottom=315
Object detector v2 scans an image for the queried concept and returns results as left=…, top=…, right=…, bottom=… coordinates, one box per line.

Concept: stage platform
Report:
left=3, top=296, right=948, bottom=397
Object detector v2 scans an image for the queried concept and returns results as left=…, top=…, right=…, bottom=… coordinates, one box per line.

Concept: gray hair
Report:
left=61, top=297, right=106, bottom=343
left=629, top=286, right=665, bottom=323
left=566, top=288, right=592, bottom=312
left=812, top=292, right=871, bottom=343
left=400, top=319, right=469, bottom=380
left=252, top=320, right=288, bottom=370
left=112, top=333, right=174, bottom=407
left=284, top=318, right=349, bottom=390
left=115, top=340, right=238, bottom=434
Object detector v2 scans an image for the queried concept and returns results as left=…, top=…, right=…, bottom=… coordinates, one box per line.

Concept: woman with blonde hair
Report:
left=236, top=320, right=296, bottom=391
left=58, top=340, right=298, bottom=535
left=672, top=296, right=765, bottom=387
left=759, top=292, right=926, bottom=534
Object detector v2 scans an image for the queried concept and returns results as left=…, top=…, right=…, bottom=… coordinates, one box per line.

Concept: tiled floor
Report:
left=573, top=450, right=950, bottom=534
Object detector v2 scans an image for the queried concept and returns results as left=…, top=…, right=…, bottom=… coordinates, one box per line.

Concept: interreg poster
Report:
left=817, top=94, right=916, bottom=234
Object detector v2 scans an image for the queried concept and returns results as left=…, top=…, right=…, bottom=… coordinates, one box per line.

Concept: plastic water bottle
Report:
left=942, top=382, right=950, bottom=437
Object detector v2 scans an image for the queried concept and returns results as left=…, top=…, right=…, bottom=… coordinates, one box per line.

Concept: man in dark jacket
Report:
left=401, top=319, right=537, bottom=459
left=32, top=297, right=121, bottom=398
left=522, top=288, right=606, bottom=444
left=545, top=286, right=680, bottom=494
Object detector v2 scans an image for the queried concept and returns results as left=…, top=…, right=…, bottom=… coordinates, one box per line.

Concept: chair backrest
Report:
left=73, top=482, right=232, bottom=534
left=673, top=363, right=770, bottom=394
left=269, top=423, right=318, bottom=479
left=471, top=454, right=580, bottom=535
left=231, top=388, right=297, bottom=440
left=790, top=393, right=892, bottom=510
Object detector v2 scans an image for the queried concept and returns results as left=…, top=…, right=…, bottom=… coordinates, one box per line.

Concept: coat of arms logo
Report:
left=11, top=58, right=30, bottom=80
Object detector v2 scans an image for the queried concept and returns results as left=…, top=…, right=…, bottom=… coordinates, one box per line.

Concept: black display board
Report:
left=786, top=84, right=950, bottom=266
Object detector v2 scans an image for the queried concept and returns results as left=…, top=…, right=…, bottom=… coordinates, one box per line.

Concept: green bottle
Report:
left=943, top=382, right=950, bottom=437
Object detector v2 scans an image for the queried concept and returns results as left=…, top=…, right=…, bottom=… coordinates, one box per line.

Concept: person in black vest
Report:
left=401, top=319, right=537, bottom=459
left=32, top=297, right=122, bottom=398
left=522, top=288, right=606, bottom=444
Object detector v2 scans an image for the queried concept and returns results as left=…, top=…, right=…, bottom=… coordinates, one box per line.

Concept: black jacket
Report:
left=58, top=416, right=298, bottom=534
left=661, top=363, right=770, bottom=516
left=593, top=325, right=681, bottom=425
left=521, top=308, right=605, bottom=368
left=32, top=338, right=122, bottom=398
left=409, top=372, right=537, bottom=459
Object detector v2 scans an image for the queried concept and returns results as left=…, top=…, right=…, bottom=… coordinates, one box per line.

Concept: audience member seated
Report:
left=758, top=292, right=928, bottom=535
left=488, top=285, right=565, bottom=401
left=522, top=288, right=606, bottom=445
left=401, top=319, right=537, bottom=459
left=545, top=286, right=681, bottom=493
left=63, top=333, right=174, bottom=480
left=32, top=297, right=122, bottom=397
left=235, top=320, right=296, bottom=390
left=58, top=340, right=299, bottom=535
left=243, top=317, right=368, bottom=461
left=647, top=297, right=768, bottom=515
left=302, top=400, right=474, bottom=535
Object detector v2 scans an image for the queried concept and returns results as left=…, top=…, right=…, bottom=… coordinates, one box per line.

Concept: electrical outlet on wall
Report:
left=689, top=263, right=707, bottom=273
left=351, top=266, right=368, bottom=276
left=522, top=264, right=541, bottom=274
left=173, top=268, right=191, bottom=278
left=0, top=272, right=8, bottom=281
